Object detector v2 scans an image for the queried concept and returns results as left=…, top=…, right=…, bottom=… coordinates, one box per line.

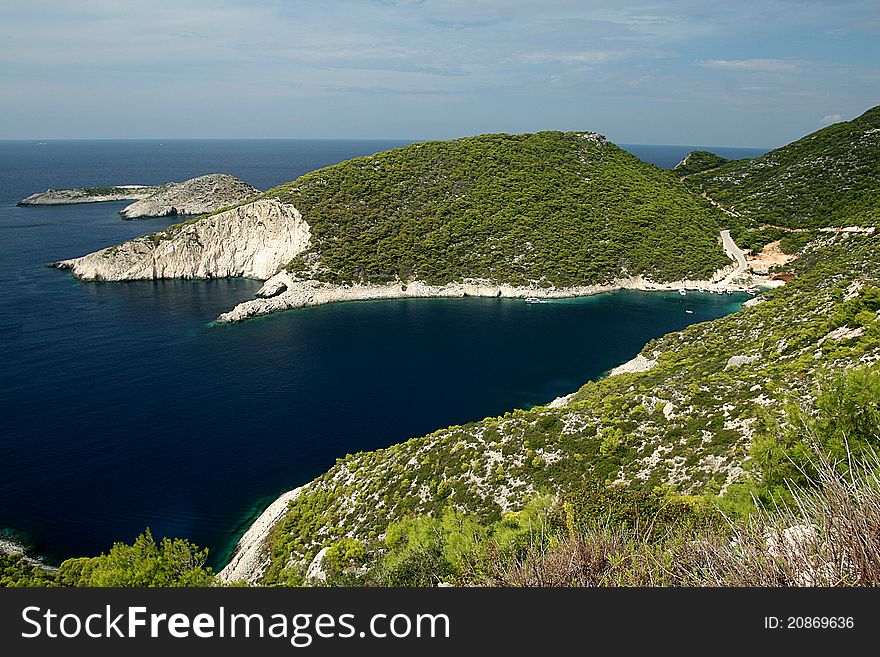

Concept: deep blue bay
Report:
left=0, top=139, right=764, bottom=567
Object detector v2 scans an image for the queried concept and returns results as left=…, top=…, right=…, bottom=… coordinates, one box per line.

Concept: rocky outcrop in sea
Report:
left=18, top=173, right=259, bottom=219
left=18, top=185, right=156, bottom=206
left=118, top=173, right=260, bottom=219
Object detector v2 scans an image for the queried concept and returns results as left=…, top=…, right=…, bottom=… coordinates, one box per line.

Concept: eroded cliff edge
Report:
left=52, top=199, right=310, bottom=281
left=118, top=173, right=260, bottom=219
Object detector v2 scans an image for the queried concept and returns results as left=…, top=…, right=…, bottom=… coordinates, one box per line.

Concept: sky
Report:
left=1, top=0, right=878, bottom=146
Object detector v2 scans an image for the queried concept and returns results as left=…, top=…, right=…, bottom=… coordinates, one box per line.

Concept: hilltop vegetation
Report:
left=264, top=131, right=730, bottom=286
left=673, top=151, right=733, bottom=177
left=685, top=106, right=880, bottom=228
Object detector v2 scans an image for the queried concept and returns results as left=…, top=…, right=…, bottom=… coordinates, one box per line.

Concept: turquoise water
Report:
left=0, top=140, right=754, bottom=567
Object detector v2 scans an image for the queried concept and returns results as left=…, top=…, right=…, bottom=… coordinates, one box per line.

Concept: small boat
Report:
left=685, top=309, right=694, bottom=314
left=524, top=297, right=545, bottom=304
left=678, top=288, right=687, bottom=296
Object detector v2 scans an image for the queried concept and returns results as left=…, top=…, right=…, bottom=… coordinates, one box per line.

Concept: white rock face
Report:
left=725, top=354, right=760, bottom=369
left=55, top=200, right=310, bottom=282
left=548, top=392, right=576, bottom=409
left=765, top=524, right=819, bottom=560
left=607, top=353, right=658, bottom=377
left=819, top=325, right=865, bottom=345
left=119, top=174, right=259, bottom=219
left=305, top=547, right=330, bottom=583
left=218, top=487, right=303, bottom=585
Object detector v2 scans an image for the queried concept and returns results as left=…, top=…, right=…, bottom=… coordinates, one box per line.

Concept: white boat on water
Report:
left=685, top=309, right=694, bottom=314
left=678, top=288, right=687, bottom=296
left=524, top=297, right=545, bottom=304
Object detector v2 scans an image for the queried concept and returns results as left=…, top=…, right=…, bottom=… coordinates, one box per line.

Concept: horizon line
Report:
left=0, top=136, right=774, bottom=150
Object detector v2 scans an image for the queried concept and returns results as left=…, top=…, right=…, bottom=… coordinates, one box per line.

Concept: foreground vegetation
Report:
left=5, top=363, right=878, bottom=588
left=1, top=531, right=213, bottom=588
left=270, top=363, right=880, bottom=587
left=252, top=229, right=879, bottom=585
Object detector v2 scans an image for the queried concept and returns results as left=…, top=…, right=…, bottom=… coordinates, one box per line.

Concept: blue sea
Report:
left=0, top=139, right=765, bottom=568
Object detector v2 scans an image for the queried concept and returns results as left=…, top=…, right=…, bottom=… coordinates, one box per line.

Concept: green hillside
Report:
left=260, top=230, right=880, bottom=584
left=673, top=150, right=733, bottom=177
left=685, top=106, right=880, bottom=227
left=263, top=131, right=730, bottom=286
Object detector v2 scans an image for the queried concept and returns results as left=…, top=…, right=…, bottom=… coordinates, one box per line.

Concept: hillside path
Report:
left=716, top=229, right=748, bottom=287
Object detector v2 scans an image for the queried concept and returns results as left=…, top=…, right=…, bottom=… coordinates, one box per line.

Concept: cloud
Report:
left=319, top=83, right=456, bottom=96
left=819, top=113, right=842, bottom=123
left=1, top=0, right=877, bottom=144
left=698, top=58, right=800, bottom=73
left=519, top=50, right=620, bottom=65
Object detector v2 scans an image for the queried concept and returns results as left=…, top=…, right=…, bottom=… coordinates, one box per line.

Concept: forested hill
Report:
left=685, top=106, right=880, bottom=228
left=262, top=131, right=730, bottom=286
left=673, top=151, right=732, bottom=177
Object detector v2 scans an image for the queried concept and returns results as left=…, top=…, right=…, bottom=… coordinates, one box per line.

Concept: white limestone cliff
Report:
left=54, top=199, right=310, bottom=281
left=218, top=487, right=303, bottom=585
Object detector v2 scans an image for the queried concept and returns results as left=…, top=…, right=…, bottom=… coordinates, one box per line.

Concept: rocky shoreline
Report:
left=0, top=536, right=56, bottom=573
left=213, top=225, right=762, bottom=323
left=0, top=536, right=27, bottom=556
left=218, top=488, right=303, bottom=585
left=215, top=269, right=764, bottom=324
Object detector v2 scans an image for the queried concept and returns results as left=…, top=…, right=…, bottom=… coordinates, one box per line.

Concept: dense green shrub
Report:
left=0, top=552, right=56, bottom=587
left=750, top=365, right=880, bottom=502
left=55, top=530, right=214, bottom=587
left=558, top=478, right=720, bottom=539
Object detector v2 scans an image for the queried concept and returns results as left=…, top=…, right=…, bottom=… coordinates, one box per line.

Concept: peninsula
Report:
left=55, top=131, right=747, bottom=318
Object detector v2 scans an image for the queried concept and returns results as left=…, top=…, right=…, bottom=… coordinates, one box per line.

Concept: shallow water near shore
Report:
left=0, top=140, right=759, bottom=568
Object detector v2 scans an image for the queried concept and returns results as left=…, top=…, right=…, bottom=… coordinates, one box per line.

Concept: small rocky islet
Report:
left=18, top=173, right=259, bottom=219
